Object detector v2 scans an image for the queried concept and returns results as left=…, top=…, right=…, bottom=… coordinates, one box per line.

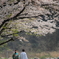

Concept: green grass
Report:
left=0, top=58, right=8, bottom=59
left=40, top=55, right=52, bottom=59
left=0, top=58, right=2, bottom=59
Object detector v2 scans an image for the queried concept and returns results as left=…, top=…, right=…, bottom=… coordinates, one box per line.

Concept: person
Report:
left=12, top=50, right=19, bottom=59
left=20, top=49, right=28, bottom=59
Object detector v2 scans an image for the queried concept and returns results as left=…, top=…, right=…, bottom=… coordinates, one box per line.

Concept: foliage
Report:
left=6, top=14, right=12, bottom=18
left=0, top=45, right=8, bottom=51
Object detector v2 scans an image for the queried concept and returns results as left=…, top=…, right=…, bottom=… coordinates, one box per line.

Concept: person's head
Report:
left=22, top=49, right=25, bottom=52
left=15, top=50, right=18, bottom=53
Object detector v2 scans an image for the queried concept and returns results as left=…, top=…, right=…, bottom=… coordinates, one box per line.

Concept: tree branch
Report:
left=17, top=15, right=40, bottom=19
left=0, top=3, right=29, bottom=35
left=0, top=38, right=14, bottom=45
